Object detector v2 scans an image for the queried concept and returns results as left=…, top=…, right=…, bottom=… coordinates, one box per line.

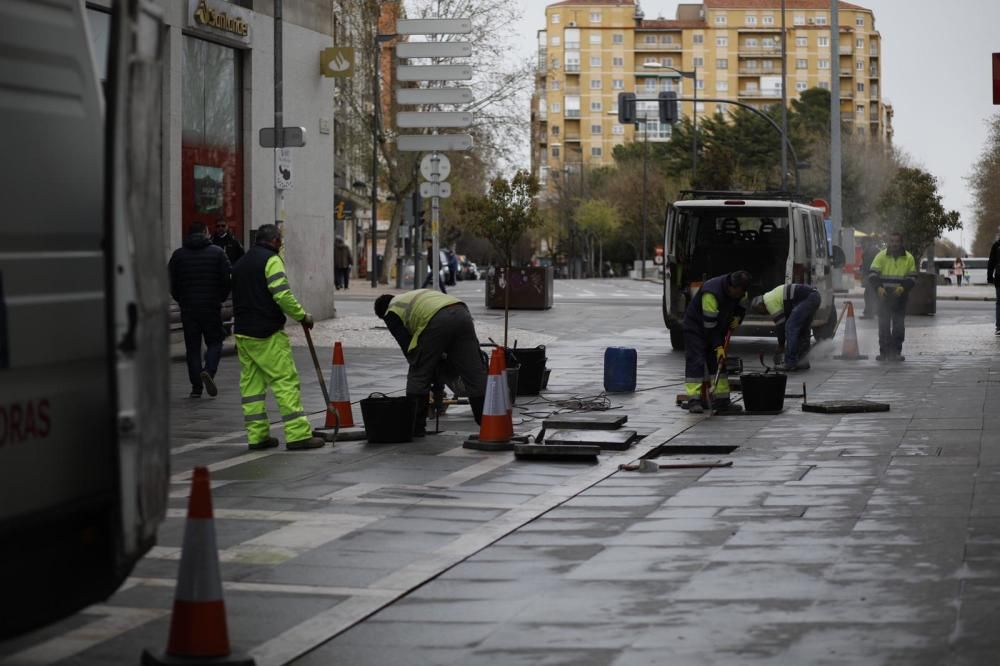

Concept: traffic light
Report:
left=413, top=190, right=425, bottom=227
left=658, top=91, right=679, bottom=124
left=617, top=92, right=636, bottom=124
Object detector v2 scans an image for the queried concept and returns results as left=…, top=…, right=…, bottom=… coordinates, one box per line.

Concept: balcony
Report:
left=841, top=112, right=854, bottom=122
left=635, top=41, right=683, bottom=51
left=565, top=41, right=580, bottom=49
left=738, top=66, right=776, bottom=75
left=840, top=89, right=854, bottom=99
left=565, top=109, right=581, bottom=118
left=565, top=63, right=580, bottom=73
left=737, top=25, right=781, bottom=33
left=869, top=47, right=879, bottom=57
left=738, top=89, right=782, bottom=98
left=738, top=45, right=783, bottom=56
left=564, top=132, right=581, bottom=142
left=868, top=68, right=879, bottom=79
left=839, top=45, right=853, bottom=55
left=840, top=69, right=853, bottom=77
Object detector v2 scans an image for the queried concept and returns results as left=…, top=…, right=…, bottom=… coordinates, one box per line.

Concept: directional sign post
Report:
left=397, top=134, right=474, bottom=152
left=420, top=154, right=451, bottom=182
left=397, top=111, right=473, bottom=129
left=396, top=88, right=474, bottom=105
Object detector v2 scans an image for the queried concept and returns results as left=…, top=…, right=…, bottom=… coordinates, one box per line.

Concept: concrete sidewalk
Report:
left=5, top=298, right=999, bottom=665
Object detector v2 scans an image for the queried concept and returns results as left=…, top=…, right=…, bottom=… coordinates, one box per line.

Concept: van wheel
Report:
left=812, top=303, right=837, bottom=340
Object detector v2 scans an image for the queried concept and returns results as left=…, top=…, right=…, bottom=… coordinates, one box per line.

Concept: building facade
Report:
left=531, top=0, right=889, bottom=193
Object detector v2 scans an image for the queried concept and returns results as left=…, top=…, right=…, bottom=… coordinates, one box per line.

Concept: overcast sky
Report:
left=501, top=0, right=1000, bottom=250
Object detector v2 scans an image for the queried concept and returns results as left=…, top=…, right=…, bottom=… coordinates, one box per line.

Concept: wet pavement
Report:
left=2, top=280, right=999, bottom=665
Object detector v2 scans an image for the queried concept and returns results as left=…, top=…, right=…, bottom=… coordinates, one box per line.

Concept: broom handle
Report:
left=302, top=324, right=331, bottom=406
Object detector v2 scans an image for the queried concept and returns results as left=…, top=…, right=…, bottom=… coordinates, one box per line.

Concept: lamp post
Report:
left=643, top=62, right=697, bottom=179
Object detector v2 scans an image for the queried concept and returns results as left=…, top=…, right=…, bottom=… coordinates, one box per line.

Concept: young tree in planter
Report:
left=456, top=170, right=541, bottom=347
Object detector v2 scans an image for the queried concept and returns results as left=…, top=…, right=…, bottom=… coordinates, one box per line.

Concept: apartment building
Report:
left=531, top=0, right=889, bottom=193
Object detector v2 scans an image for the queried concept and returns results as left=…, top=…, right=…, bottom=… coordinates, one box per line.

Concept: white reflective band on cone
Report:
left=174, top=518, right=224, bottom=602
left=483, top=376, right=507, bottom=416
left=330, top=366, right=350, bottom=402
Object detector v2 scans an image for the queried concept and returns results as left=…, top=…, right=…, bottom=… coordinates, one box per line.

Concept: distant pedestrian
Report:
left=682, top=271, right=751, bottom=413
left=231, top=223, right=323, bottom=451
left=750, top=283, right=821, bottom=371
left=168, top=222, right=232, bottom=398
left=988, top=235, right=1000, bottom=335
left=211, top=218, right=245, bottom=266
left=334, top=236, right=353, bottom=290
left=953, top=257, right=964, bottom=288
left=421, top=239, right=447, bottom=293
left=374, top=289, right=487, bottom=435
left=868, top=231, right=918, bottom=362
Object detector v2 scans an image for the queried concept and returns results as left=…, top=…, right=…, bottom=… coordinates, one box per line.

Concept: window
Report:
left=551, top=58, right=560, bottom=70
left=715, top=104, right=724, bottom=114
left=565, top=95, right=580, bottom=117
left=856, top=16, right=865, bottom=27
left=590, top=56, right=601, bottom=66
left=745, top=37, right=758, bottom=47
left=612, top=124, right=624, bottom=135
left=717, top=58, right=728, bottom=69
left=612, top=56, right=624, bottom=67
left=551, top=13, right=560, bottom=24
left=589, top=11, right=601, bottom=22
left=745, top=60, right=759, bottom=70
left=645, top=35, right=656, bottom=44
left=550, top=80, right=560, bottom=90
left=762, top=37, right=776, bottom=48
left=818, top=59, right=830, bottom=69
left=591, top=124, right=602, bottom=135
left=796, top=36, right=807, bottom=47
left=763, top=15, right=774, bottom=25
left=590, top=79, right=602, bottom=90
left=551, top=36, right=561, bottom=46
left=551, top=125, right=560, bottom=136
left=644, top=78, right=656, bottom=91
left=856, top=104, right=864, bottom=115
left=564, top=52, right=579, bottom=71
left=716, top=80, right=729, bottom=92
left=590, top=34, right=602, bottom=45
left=793, top=14, right=805, bottom=25
left=613, top=33, right=624, bottom=44
left=590, top=101, right=602, bottom=112
left=762, top=60, right=774, bottom=70
left=714, top=14, right=727, bottom=25
left=565, top=28, right=580, bottom=48
left=796, top=58, right=807, bottom=69
left=856, top=38, right=864, bottom=49
left=644, top=57, right=659, bottom=66
left=552, top=146, right=560, bottom=157
left=716, top=36, right=728, bottom=47
left=745, top=15, right=757, bottom=26
left=693, top=33, right=704, bottom=44
left=695, top=102, right=705, bottom=112
left=796, top=81, right=807, bottom=91
left=818, top=80, right=830, bottom=90
left=591, top=146, right=602, bottom=157
left=815, top=14, right=828, bottom=25
left=696, top=78, right=704, bottom=90
left=857, top=59, right=864, bottom=71
left=693, top=56, right=704, bottom=67
left=663, top=57, right=674, bottom=67
left=550, top=102, right=561, bottom=113
left=857, top=82, right=864, bottom=93
left=818, top=35, right=829, bottom=47
left=612, top=79, right=624, bottom=89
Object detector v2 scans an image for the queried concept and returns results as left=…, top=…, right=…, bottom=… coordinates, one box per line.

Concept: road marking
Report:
left=126, top=577, right=396, bottom=599
left=426, top=455, right=513, bottom=488
left=170, top=451, right=275, bottom=483
left=0, top=606, right=167, bottom=665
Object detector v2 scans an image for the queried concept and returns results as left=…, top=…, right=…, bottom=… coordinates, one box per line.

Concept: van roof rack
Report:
left=679, top=190, right=813, bottom=203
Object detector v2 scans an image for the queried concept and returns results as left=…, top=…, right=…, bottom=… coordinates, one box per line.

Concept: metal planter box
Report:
left=485, top=266, right=553, bottom=310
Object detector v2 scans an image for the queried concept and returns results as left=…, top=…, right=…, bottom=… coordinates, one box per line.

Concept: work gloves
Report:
left=729, top=316, right=741, bottom=331
left=301, top=313, right=315, bottom=329
left=714, top=346, right=726, bottom=363
left=877, top=286, right=887, bottom=298
left=892, top=285, right=905, bottom=297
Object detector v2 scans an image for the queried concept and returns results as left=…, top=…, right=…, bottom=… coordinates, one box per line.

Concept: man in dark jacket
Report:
left=334, top=236, right=353, bottom=290
left=231, top=224, right=323, bottom=451
left=987, top=234, right=1000, bottom=335
left=211, top=218, right=245, bottom=266
left=682, top=270, right=751, bottom=414
left=168, top=222, right=232, bottom=398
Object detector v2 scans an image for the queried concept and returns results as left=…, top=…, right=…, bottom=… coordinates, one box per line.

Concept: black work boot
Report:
left=469, top=395, right=485, bottom=425
left=408, top=393, right=429, bottom=437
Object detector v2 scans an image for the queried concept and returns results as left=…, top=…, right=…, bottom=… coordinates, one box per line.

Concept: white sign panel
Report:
left=395, top=18, right=473, bottom=35
left=396, top=42, right=472, bottom=59
left=397, top=112, right=473, bottom=129
left=397, top=134, right=474, bottom=152
left=420, top=154, right=452, bottom=181
left=275, top=148, right=293, bottom=190
left=396, top=88, right=474, bottom=105
left=420, top=181, right=452, bottom=198
left=397, top=65, right=473, bottom=82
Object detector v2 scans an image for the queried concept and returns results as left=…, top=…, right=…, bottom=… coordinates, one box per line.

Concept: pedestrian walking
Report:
left=334, top=236, right=353, bottom=290
left=868, top=231, right=918, bottom=362
left=211, top=218, right=245, bottom=266
left=682, top=271, right=751, bottom=414
left=953, top=257, right=964, bottom=288
left=374, top=289, right=488, bottom=435
left=987, top=235, right=1000, bottom=335
left=750, top=283, right=821, bottom=371
left=168, top=222, right=232, bottom=398
left=231, top=224, right=323, bottom=450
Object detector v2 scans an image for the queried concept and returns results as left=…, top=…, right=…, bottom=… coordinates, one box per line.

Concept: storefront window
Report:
left=182, top=37, right=243, bottom=242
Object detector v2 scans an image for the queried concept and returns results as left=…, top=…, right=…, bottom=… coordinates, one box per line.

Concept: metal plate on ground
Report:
left=541, top=413, right=628, bottom=430
left=544, top=429, right=637, bottom=451
left=802, top=400, right=890, bottom=414
left=514, top=443, right=600, bottom=462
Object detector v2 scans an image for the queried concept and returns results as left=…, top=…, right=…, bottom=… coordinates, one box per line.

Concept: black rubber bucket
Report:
left=360, top=393, right=415, bottom=443
left=739, top=373, right=787, bottom=412
left=511, top=346, right=547, bottom=396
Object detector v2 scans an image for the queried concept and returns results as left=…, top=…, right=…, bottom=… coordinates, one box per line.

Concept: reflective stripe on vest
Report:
left=386, top=289, right=460, bottom=352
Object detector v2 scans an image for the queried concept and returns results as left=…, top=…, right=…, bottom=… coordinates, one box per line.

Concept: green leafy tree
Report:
left=877, top=166, right=961, bottom=257
left=455, top=170, right=541, bottom=345
left=574, top=199, right=620, bottom=276
left=968, top=113, right=1000, bottom=255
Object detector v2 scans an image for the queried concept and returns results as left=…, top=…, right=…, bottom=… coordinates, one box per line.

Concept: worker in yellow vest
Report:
left=750, top=283, right=821, bottom=371
left=374, top=289, right=487, bottom=435
left=867, top=231, right=918, bottom=362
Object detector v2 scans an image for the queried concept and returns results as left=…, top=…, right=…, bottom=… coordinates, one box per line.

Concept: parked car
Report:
left=456, top=255, right=480, bottom=281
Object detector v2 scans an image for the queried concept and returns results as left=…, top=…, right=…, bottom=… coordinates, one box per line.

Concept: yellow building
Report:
left=531, top=0, right=889, bottom=193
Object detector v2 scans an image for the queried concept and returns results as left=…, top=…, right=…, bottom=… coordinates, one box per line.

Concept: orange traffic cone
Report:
left=479, top=348, right=514, bottom=442
left=142, top=467, right=254, bottom=666
left=325, top=341, right=354, bottom=428
left=833, top=301, right=868, bottom=360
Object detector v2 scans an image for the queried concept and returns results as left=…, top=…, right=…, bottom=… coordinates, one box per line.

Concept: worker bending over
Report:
left=868, top=231, right=917, bottom=362
left=374, top=289, right=487, bottom=436
left=751, top=283, right=821, bottom=371
left=682, top=271, right=751, bottom=414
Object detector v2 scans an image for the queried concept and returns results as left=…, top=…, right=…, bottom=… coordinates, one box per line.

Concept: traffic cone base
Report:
left=833, top=301, right=869, bottom=360
left=141, top=648, right=256, bottom=666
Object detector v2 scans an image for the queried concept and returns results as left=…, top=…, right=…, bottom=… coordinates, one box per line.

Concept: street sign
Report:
left=275, top=148, right=293, bottom=190
left=396, top=42, right=472, bottom=59
left=320, top=47, right=354, bottom=77
left=397, top=134, right=473, bottom=152
left=811, top=198, right=831, bottom=218
left=396, top=87, right=474, bottom=105
left=654, top=245, right=664, bottom=265
left=259, top=126, right=306, bottom=148
left=420, top=154, right=451, bottom=181
left=397, top=65, right=472, bottom=82
left=395, top=18, right=472, bottom=35
left=397, top=111, right=473, bottom=129
left=420, top=181, right=452, bottom=198
left=334, top=198, right=353, bottom=221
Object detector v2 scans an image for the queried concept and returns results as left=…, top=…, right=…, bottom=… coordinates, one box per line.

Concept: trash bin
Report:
left=360, top=393, right=414, bottom=443
left=739, top=373, right=787, bottom=412
left=511, top=346, right=547, bottom=395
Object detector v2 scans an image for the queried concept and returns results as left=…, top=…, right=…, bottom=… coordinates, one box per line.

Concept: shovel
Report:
left=302, top=322, right=339, bottom=431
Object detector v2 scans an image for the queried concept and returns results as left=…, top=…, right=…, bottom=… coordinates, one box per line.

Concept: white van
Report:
left=662, top=192, right=841, bottom=350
